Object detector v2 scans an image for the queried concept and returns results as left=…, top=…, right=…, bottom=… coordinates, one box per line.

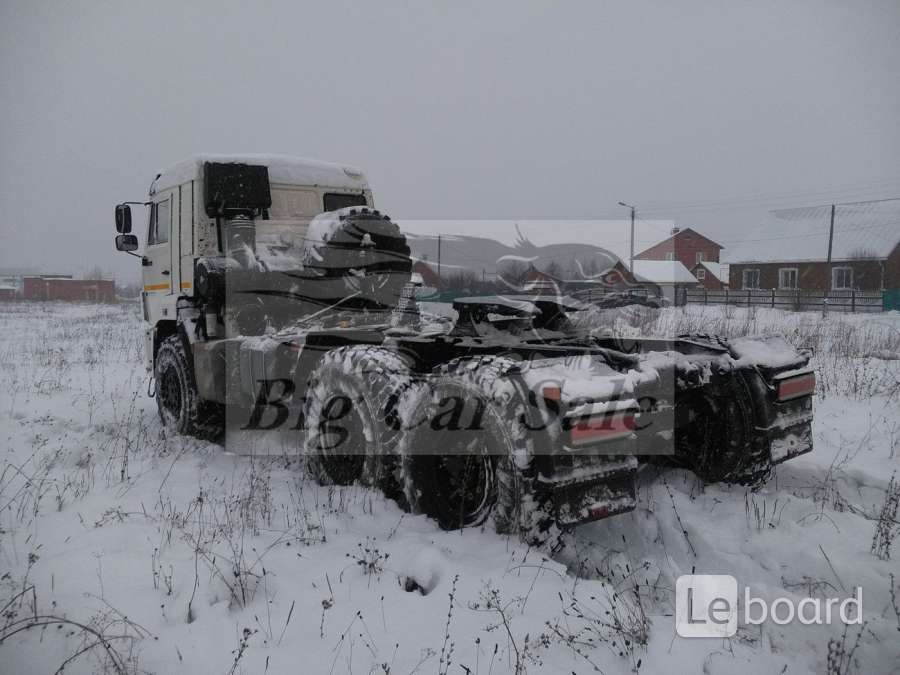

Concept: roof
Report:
left=723, top=200, right=900, bottom=264
left=632, top=260, right=698, bottom=284
left=635, top=227, right=723, bottom=258
left=153, top=154, right=369, bottom=193
left=697, top=261, right=729, bottom=283
left=24, top=276, right=111, bottom=283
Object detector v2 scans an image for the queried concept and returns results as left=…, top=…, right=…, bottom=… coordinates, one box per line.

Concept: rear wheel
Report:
left=402, top=389, right=503, bottom=530
left=303, top=346, right=415, bottom=500
left=401, top=357, right=549, bottom=541
left=154, top=335, right=223, bottom=440
left=675, top=375, right=763, bottom=484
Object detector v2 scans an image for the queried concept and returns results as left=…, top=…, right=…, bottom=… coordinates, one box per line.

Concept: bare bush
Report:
left=825, top=623, right=866, bottom=675
left=871, top=473, right=899, bottom=560
left=468, top=582, right=543, bottom=675
left=0, top=586, right=149, bottom=674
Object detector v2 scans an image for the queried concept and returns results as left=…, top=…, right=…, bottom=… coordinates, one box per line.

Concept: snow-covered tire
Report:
left=400, top=356, right=550, bottom=543
left=675, top=372, right=764, bottom=485
left=154, top=335, right=223, bottom=440
left=305, top=208, right=412, bottom=311
left=303, top=345, right=416, bottom=498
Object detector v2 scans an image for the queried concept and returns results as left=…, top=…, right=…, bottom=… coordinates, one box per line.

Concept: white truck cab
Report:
left=114, top=154, right=373, bottom=369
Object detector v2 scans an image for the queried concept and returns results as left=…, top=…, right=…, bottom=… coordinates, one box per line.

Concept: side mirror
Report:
left=115, top=234, right=139, bottom=252
left=115, top=204, right=132, bottom=233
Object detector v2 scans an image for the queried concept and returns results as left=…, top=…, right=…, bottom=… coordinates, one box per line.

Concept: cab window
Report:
left=323, top=193, right=367, bottom=212
left=148, top=198, right=170, bottom=245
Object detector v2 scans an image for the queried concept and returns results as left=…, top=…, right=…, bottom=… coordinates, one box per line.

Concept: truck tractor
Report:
left=114, top=154, right=815, bottom=543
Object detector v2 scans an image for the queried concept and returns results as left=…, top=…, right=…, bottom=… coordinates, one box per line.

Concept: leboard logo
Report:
left=675, top=575, right=738, bottom=638
left=675, top=574, right=863, bottom=638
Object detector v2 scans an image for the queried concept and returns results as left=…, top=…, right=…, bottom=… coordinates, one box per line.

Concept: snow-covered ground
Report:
left=1, top=302, right=899, bottom=674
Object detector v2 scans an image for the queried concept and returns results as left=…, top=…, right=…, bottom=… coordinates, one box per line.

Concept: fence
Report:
left=684, top=288, right=889, bottom=313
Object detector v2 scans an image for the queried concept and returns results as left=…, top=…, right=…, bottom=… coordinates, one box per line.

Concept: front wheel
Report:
left=154, top=335, right=222, bottom=440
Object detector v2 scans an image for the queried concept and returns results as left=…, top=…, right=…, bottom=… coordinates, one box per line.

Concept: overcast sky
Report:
left=2, top=0, right=898, bottom=281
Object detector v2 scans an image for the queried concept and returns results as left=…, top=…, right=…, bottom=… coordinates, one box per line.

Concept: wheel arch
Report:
left=152, top=320, right=178, bottom=368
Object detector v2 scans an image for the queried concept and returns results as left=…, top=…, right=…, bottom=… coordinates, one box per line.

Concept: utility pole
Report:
left=825, top=204, right=835, bottom=292
left=437, top=235, right=442, bottom=282
left=618, top=201, right=636, bottom=273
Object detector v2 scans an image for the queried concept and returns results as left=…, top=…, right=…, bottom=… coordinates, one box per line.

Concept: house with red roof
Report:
left=635, top=227, right=723, bottom=269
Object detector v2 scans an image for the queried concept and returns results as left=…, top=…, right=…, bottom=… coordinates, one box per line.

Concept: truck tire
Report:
left=400, top=356, right=550, bottom=543
left=305, top=208, right=412, bottom=311
left=154, top=335, right=223, bottom=440
left=303, top=345, right=416, bottom=498
left=675, top=372, right=763, bottom=485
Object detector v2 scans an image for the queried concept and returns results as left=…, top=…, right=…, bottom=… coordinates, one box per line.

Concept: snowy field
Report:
left=1, top=301, right=899, bottom=674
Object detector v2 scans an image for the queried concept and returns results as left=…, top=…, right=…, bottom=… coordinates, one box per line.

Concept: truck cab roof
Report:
left=151, top=154, right=369, bottom=194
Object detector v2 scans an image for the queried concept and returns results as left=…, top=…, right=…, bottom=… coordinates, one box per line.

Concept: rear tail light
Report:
left=588, top=504, right=610, bottom=519
left=570, top=410, right=636, bottom=446
left=776, top=371, right=816, bottom=401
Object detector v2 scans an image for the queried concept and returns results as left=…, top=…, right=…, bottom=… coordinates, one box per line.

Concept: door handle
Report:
left=161, top=270, right=170, bottom=276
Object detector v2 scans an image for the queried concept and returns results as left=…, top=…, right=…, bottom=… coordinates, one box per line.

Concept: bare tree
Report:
left=497, top=260, right=529, bottom=288
left=542, top=260, right=564, bottom=279
left=83, top=265, right=108, bottom=280
left=444, top=269, right=480, bottom=292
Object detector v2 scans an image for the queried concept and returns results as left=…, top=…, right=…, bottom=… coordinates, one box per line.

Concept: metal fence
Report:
left=684, top=288, right=889, bottom=313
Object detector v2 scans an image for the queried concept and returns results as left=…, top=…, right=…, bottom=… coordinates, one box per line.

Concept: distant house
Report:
left=725, top=202, right=900, bottom=294
left=0, top=267, right=38, bottom=298
left=591, top=260, right=646, bottom=291
left=0, top=286, right=16, bottom=301
left=522, top=268, right=560, bottom=293
left=635, top=227, right=724, bottom=269
left=689, top=261, right=729, bottom=290
left=23, top=276, right=116, bottom=303
left=522, top=261, right=650, bottom=297
left=632, top=260, right=699, bottom=304
left=412, top=260, right=443, bottom=289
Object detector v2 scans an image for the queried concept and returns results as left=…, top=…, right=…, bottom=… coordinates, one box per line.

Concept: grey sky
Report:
left=2, top=0, right=898, bottom=281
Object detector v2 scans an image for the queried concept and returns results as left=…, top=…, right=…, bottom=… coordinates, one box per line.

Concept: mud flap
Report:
left=768, top=422, right=813, bottom=464
left=538, top=457, right=638, bottom=528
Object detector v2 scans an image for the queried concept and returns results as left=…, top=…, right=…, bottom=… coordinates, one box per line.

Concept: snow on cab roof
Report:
left=723, top=200, right=900, bottom=264
left=152, top=154, right=369, bottom=193
left=632, top=259, right=697, bottom=284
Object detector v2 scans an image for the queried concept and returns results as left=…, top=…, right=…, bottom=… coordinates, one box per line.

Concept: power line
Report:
left=717, top=220, right=897, bottom=245
left=632, top=178, right=900, bottom=215
left=771, top=195, right=900, bottom=211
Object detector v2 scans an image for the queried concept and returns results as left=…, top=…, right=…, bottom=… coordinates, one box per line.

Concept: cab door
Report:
left=143, top=191, right=175, bottom=319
